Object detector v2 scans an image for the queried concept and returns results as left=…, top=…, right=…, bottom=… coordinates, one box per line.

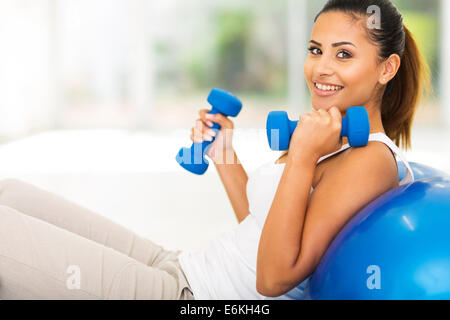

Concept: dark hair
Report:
left=314, top=0, right=432, bottom=150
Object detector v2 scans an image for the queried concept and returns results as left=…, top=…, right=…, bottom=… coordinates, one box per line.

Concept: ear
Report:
left=379, top=53, right=401, bottom=85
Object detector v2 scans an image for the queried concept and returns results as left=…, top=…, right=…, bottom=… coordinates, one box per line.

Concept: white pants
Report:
left=0, top=179, right=194, bottom=300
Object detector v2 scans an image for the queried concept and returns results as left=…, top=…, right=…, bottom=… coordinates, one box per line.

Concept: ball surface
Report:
left=304, top=177, right=450, bottom=300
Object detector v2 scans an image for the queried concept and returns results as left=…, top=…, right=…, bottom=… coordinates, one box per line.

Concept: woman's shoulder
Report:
left=311, top=140, right=400, bottom=210
left=334, top=140, right=399, bottom=187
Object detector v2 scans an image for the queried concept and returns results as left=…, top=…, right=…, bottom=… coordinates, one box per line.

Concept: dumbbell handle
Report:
left=189, top=111, right=221, bottom=162
left=285, top=114, right=351, bottom=137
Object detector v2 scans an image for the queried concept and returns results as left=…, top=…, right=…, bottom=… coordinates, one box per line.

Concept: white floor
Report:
left=0, top=127, right=448, bottom=252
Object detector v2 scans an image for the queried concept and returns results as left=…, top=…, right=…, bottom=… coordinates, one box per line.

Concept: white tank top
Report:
left=178, top=132, right=415, bottom=300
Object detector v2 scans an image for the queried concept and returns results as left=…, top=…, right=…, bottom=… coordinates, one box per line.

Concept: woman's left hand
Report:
left=287, top=106, right=343, bottom=164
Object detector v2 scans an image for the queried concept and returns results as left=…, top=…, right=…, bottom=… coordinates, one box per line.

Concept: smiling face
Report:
left=304, top=11, right=388, bottom=114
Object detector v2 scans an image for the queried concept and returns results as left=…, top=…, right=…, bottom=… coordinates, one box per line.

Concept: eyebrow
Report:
left=309, top=40, right=357, bottom=48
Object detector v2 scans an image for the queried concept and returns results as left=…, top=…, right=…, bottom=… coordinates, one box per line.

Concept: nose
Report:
left=314, top=53, right=335, bottom=77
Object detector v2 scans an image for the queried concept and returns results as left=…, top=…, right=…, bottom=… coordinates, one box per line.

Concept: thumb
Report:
left=329, top=106, right=342, bottom=124
left=206, top=113, right=234, bottom=130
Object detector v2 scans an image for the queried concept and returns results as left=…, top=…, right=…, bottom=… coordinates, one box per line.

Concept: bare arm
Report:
left=256, top=143, right=398, bottom=296
left=256, top=107, right=398, bottom=297
left=257, top=152, right=315, bottom=295
left=192, top=110, right=250, bottom=224
left=212, top=148, right=249, bottom=224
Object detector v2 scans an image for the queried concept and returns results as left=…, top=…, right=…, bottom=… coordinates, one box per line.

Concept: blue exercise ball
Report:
left=399, top=161, right=449, bottom=180
left=303, top=176, right=450, bottom=300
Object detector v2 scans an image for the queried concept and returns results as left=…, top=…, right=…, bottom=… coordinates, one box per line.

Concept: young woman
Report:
left=0, top=0, right=430, bottom=299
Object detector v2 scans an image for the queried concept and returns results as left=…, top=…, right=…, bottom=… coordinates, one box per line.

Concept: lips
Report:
left=313, top=81, right=344, bottom=97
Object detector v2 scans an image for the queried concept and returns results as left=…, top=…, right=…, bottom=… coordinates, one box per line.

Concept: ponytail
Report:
left=381, top=25, right=432, bottom=150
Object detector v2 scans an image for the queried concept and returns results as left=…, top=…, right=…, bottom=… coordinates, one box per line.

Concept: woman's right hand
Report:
left=190, top=109, right=235, bottom=163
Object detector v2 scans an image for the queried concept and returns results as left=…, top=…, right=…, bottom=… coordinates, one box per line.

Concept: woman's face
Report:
left=304, top=11, right=385, bottom=114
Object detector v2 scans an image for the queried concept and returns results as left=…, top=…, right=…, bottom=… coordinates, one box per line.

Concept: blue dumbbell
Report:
left=176, top=88, right=242, bottom=175
left=266, top=106, right=370, bottom=151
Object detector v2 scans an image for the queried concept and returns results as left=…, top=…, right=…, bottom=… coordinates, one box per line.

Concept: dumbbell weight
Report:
left=176, top=88, right=242, bottom=175
left=266, top=106, right=370, bottom=151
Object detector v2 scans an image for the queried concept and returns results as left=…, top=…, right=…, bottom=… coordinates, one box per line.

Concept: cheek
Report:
left=340, top=65, right=378, bottom=97
left=342, top=61, right=378, bottom=87
left=344, top=76, right=376, bottom=99
left=340, top=65, right=364, bottom=86
left=303, top=61, right=312, bottom=82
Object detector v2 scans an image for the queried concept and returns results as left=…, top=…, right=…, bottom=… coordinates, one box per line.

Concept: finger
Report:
left=299, top=113, right=310, bottom=123
left=317, top=109, right=328, bottom=119
left=195, top=119, right=203, bottom=132
left=203, top=126, right=217, bottom=140
left=191, top=135, right=203, bottom=143
left=310, top=109, right=325, bottom=122
left=329, top=106, right=342, bottom=123
left=198, top=109, right=210, bottom=118
left=329, top=107, right=342, bottom=132
left=193, top=121, right=204, bottom=139
left=313, top=109, right=324, bottom=116
left=190, top=131, right=203, bottom=143
left=202, top=123, right=218, bottom=141
left=206, top=113, right=234, bottom=129
left=199, top=109, right=214, bottom=127
left=197, top=117, right=217, bottom=137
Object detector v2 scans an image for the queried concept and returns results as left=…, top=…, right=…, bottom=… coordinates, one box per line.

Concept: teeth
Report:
left=314, top=82, right=343, bottom=91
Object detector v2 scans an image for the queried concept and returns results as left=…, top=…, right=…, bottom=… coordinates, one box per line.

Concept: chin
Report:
left=311, top=102, right=334, bottom=111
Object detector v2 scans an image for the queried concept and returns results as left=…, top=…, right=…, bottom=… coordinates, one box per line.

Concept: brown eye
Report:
left=337, top=50, right=352, bottom=59
left=308, top=47, right=321, bottom=55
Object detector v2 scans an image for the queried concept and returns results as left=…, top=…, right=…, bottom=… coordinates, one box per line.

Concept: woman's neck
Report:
left=366, top=107, right=385, bottom=134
